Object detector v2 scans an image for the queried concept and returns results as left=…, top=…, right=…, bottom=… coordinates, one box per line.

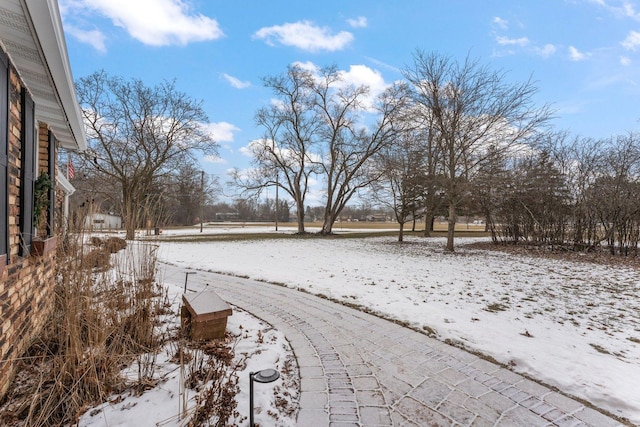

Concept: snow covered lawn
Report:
left=78, top=270, right=299, bottom=427
left=157, top=233, right=640, bottom=425
left=77, top=242, right=300, bottom=427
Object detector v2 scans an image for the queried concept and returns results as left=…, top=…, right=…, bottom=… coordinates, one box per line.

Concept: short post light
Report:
left=249, top=368, right=280, bottom=427
left=184, top=271, right=196, bottom=293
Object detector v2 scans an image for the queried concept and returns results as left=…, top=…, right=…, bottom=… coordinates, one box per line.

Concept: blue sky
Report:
left=59, top=0, right=640, bottom=191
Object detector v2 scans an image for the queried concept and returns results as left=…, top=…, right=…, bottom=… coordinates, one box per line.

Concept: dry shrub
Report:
left=183, top=336, right=242, bottom=427
left=1, top=232, right=243, bottom=426
left=0, top=236, right=165, bottom=426
left=82, top=248, right=111, bottom=271
left=104, top=237, right=127, bottom=253
left=87, top=236, right=126, bottom=254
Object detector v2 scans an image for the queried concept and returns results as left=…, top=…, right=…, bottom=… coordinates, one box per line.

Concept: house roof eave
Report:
left=0, top=0, right=87, bottom=152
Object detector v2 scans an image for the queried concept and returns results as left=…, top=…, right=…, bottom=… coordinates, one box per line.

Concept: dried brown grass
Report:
left=0, top=234, right=165, bottom=426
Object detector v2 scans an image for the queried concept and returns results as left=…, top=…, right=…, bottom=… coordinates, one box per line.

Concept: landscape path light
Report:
left=249, top=368, right=280, bottom=427
left=183, top=271, right=196, bottom=293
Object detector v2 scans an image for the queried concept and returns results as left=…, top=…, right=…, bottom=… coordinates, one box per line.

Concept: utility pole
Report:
left=200, top=170, right=204, bottom=233
left=275, top=173, right=279, bottom=231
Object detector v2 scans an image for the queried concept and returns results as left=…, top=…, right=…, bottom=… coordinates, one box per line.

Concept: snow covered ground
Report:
left=149, top=223, right=398, bottom=236
left=78, top=257, right=299, bottom=427
left=155, top=229, right=640, bottom=425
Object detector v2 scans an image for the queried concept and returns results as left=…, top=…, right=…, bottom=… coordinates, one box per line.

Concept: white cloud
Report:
left=254, top=20, right=353, bottom=52
left=292, top=61, right=320, bottom=73
left=64, top=25, right=107, bottom=53
left=293, top=61, right=387, bottom=95
left=243, top=138, right=324, bottom=165
left=590, top=0, right=640, bottom=20
left=291, top=61, right=389, bottom=112
left=202, top=122, right=240, bottom=143
left=339, top=65, right=388, bottom=98
left=492, top=16, right=509, bottom=30
left=203, top=155, right=226, bottom=164
left=239, top=145, right=254, bottom=157
left=621, top=30, right=640, bottom=50
left=58, top=0, right=86, bottom=16
left=222, top=74, right=251, bottom=89
left=624, top=2, right=640, bottom=18
left=496, top=36, right=530, bottom=47
left=347, top=16, right=368, bottom=28
left=365, top=56, right=402, bottom=74
left=534, top=43, right=557, bottom=58
left=568, top=46, right=588, bottom=61
left=63, top=0, right=223, bottom=47
left=620, top=55, right=632, bottom=65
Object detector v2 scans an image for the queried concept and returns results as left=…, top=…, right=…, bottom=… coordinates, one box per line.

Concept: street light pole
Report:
left=275, top=173, right=279, bottom=231
left=200, top=170, right=204, bottom=233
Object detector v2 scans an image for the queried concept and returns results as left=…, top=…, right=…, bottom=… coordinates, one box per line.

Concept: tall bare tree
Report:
left=404, top=51, right=551, bottom=251
left=76, top=70, right=217, bottom=239
left=589, top=133, right=640, bottom=254
left=412, top=108, right=446, bottom=237
left=163, top=164, right=218, bottom=226
left=231, top=64, right=320, bottom=233
left=313, top=69, right=411, bottom=234
left=370, top=130, right=426, bottom=242
left=234, top=64, right=409, bottom=234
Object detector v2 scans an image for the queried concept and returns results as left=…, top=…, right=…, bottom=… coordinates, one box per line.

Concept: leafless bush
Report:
left=81, top=248, right=111, bottom=271
left=0, top=236, right=164, bottom=426
left=104, top=237, right=127, bottom=253
left=182, top=337, right=243, bottom=427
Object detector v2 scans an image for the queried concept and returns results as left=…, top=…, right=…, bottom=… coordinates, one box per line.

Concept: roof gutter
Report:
left=22, top=0, right=87, bottom=151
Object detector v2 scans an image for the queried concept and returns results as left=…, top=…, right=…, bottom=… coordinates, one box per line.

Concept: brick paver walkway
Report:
left=160, top=262, right=626, bottom=427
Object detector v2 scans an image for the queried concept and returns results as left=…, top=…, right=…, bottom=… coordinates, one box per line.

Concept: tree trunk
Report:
left=122, top=189, right=136, bottom=240
left=446, top=203, right=456, bottom=252
left=295, top=200, right=305, bottom=234
left=125, top=208, right=136, bottom=240
left=423, top=210, right=434, bottom=237
left=321, top=218, right=333, bottom=234
left=398, top=222, right=405, bottom=242
left=321, top=208, right=335, bottom=235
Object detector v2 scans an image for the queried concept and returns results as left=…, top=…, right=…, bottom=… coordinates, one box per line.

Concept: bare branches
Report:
left=76, top=71, right=218, bottom=238
left=404, top=50, right=552, bottom=251
left=233, top=63, right=409, bottom=234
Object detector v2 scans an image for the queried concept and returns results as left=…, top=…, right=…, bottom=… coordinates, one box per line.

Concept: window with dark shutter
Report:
left=0, top=49, right=8, bottom=258
left=20, top=88, right=36, bottom=255
left=46, top=131, right=55, bottom=237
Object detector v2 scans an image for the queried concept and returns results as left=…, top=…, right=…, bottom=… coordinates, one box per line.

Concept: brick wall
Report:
left=0, top=61, right=58, bottom=398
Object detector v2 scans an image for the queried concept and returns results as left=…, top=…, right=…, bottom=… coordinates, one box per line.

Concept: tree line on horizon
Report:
left=67, top=51, right=639, bottom=254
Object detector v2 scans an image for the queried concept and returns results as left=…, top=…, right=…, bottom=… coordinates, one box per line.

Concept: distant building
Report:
left=85, top=213, right=123, bottom=230
left=214, top=212, right=240, bottom=221
left=366, top=214, right=389, bottom=222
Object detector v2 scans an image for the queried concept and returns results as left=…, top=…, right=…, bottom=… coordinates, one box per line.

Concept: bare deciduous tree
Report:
left=231, top=64, right=320, bottom=233
left=404, top=51, right=551, bottom=251
left=234, top=64, right=410, bottom=235
left=76, top=70, right=217, bottom=239
left=370, top=131, right=426, bottom=242
left=312, top=70, right=411, bottom=234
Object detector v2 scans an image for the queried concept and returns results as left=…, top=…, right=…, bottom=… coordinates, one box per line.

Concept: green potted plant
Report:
left=33, top=172, right=52, bottom=230
left=32, top=172, right=55, bottom=256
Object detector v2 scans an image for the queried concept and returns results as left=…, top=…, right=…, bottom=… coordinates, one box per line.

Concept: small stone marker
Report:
left=181, top=291, right=232, bottom=340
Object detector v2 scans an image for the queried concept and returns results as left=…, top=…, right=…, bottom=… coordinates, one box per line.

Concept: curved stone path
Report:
left=160, top=262, right=625, bottom=427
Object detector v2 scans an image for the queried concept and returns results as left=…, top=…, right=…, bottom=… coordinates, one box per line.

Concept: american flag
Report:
left=67, top=160, right=75, bottom=179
